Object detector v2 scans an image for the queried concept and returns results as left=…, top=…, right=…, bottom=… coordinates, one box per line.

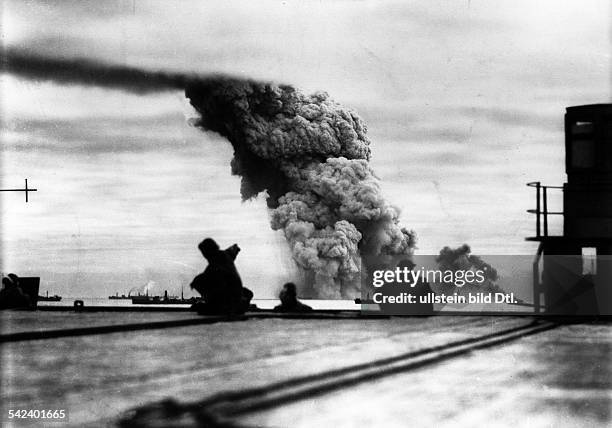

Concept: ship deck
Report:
left=1, top=310, right=610, bottom=427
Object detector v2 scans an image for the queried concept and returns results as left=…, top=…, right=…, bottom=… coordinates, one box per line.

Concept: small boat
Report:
left=38, top=290, right=62, bottom=302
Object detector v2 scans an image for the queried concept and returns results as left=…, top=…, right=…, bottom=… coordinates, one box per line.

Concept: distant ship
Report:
left=131, top=289, right=197, bottom=305
left=38, top=290, right=62, bottom=302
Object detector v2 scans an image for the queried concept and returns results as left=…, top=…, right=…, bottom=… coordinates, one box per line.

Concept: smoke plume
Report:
left=184, top=79, right=416, bottom=297
left=2, top=49, right=416, bottom=297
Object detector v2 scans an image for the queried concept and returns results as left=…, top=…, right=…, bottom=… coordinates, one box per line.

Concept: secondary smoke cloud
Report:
left=436, top=244, right=504, bottom=294
left=2, top=49, right=416, bottom=298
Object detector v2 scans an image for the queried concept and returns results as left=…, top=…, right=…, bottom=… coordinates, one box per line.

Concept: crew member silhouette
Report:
left=273, top=282, right=312, bottom=313
left=0, top=274, right=31, bottom=309
left=190, top=238, right=253, bottom=315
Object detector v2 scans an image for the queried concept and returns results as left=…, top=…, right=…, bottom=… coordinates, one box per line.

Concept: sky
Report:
left=1, top=0, right=610, bottom=298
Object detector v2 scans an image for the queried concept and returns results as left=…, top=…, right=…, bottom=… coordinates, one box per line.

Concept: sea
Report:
left=36, top=296, right=526, bottom=313
left=37, top=297, right=360, bottom=311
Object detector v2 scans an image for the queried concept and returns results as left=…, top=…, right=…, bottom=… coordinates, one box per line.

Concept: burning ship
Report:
left=108, top=292, right=133, bottom=300
left=37, top=291, right=62, bottom=302
left=131, top=289, right=197, bottom=305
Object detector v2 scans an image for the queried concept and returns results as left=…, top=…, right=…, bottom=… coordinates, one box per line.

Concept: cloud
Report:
left=373, top=1, right=514, bottom=36
left=2, top=0, right=609, bottom=297
left=4, top=113, right=203, bottom=154
left=452, top=106, right=559, bottom=131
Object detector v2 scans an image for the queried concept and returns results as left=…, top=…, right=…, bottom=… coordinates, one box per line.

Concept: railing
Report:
left=532, top=242, right=544, bottom=314
left=526, top=182, right=564, bottom=238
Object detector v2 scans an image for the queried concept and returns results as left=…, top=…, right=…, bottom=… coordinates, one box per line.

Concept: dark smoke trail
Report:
left=0, top=48, right=189, bottom=94
left=2, top=49, right=416, bottom=298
